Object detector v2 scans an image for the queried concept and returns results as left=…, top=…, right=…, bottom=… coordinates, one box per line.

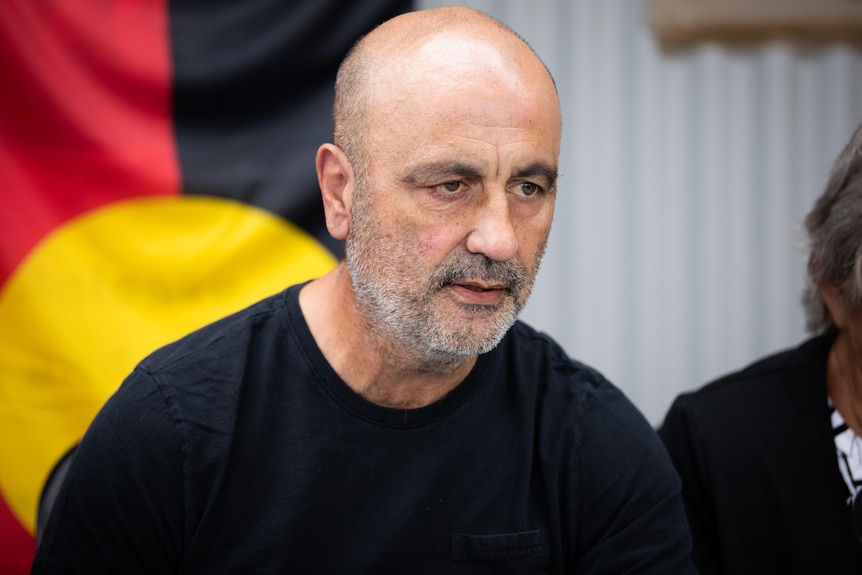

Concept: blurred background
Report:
left=2, top=0, right=862, bottom=572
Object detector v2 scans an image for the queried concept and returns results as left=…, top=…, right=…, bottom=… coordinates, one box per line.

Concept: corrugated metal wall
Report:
left=418, top=0, right=862, bottom=424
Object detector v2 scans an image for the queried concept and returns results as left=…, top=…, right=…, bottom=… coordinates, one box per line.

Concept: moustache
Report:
left=431, top=254, right=527, bottom=295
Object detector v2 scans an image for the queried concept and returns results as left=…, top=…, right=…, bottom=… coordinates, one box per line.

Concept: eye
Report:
left=436, top=181, right=463, bottom=194
left=513, top=181, right=540, bottom=197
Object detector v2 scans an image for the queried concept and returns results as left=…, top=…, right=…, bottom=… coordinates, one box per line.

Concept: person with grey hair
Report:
left=32, top=6, right=696, bottom=574
left=660, top=123, right=862, bottom=574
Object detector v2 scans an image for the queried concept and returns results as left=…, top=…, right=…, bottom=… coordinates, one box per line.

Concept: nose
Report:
left=465, top=192, right=519, bottom=262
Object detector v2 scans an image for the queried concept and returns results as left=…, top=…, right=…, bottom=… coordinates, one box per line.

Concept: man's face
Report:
left=344, top=35, right=561, bottom=364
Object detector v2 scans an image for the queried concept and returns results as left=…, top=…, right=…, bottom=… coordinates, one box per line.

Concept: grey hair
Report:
left=331, top=37, right=373, bottom=182
left=803, top=123, right=862, bottom=332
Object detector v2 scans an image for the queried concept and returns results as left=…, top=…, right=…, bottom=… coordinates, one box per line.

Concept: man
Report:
left=32, top=7, right=695, bottom=573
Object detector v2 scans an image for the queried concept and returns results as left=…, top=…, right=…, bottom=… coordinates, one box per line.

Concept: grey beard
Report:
left=346, top=244, right=530, bottom=373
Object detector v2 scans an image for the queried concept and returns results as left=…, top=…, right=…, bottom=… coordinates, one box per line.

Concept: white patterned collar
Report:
left=829, top=396, right=862, bottom=504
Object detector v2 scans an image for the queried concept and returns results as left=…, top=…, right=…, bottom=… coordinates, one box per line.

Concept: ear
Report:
left=316, top=143, right=353, bottom=241
left=818, top=280, right=848, bottom=329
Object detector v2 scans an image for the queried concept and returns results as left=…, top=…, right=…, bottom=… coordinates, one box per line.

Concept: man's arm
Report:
left=31, top=368, right=185, bottom=574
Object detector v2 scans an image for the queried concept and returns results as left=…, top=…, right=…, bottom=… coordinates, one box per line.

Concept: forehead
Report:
left=364, top=33, right=561, bottom=170
left=373, top=31, right=557, bottom=107
left=409, top=33, right=520, bottom=86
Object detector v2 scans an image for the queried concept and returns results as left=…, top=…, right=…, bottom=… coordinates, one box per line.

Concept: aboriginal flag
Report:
left=0, top=0, right=412, bottom=571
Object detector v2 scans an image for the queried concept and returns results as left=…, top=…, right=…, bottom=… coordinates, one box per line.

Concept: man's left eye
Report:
left=514, top=182, right=540, bottom=197
left=439, top=181, right=462, bottom=193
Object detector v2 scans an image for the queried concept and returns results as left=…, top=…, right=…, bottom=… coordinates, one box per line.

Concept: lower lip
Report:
left=449, top=284, right=506, bottom=305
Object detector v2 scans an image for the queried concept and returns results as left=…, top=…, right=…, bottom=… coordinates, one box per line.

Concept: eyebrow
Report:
left=403, top=160, right=558, bottom=188
left=402, top=161, right=483, bottom=185
left=513, top=162, right=558, bottom=189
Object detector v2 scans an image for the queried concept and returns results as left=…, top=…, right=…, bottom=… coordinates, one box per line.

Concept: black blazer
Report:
left=660, top=330, right=862, bottom=574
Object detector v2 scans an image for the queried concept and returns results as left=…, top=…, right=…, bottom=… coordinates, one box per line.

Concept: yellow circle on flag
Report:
left=0, top=195, right=337, bottom=533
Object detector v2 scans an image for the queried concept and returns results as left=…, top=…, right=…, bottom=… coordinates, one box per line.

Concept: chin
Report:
left=426, top=315, right=515, bottom=356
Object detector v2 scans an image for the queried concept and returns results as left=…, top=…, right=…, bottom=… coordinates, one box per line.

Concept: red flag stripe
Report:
left=0, top=1, right=177, bottom=571
left=0, top=0, right=178, bottom=286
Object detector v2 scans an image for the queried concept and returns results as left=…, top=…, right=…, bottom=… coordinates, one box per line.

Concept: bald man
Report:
left=32, top=8, right=695, bottom=573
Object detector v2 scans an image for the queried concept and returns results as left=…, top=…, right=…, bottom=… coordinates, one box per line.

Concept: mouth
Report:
left=431, top=255, right=526, bottom=307
left=447, top=280, right=508, bottom=305
left=455, top=281, right=507, bottom=293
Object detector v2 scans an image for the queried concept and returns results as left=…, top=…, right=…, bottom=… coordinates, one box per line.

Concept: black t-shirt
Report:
left=33, top=284, right=695, bottom=574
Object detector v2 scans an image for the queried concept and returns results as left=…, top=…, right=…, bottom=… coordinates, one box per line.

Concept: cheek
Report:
left=417, top=228, right=449, bottom=256
left=519, top=211, right=553, bottom=255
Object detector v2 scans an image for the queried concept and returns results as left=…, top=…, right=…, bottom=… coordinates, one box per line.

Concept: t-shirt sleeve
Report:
left=574, top=381, right=697, bottom=574
left=31, top=367, right=185, bottom=574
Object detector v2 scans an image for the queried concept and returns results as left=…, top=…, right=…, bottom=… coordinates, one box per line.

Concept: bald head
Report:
left=332, top=7, right=560, bottom=174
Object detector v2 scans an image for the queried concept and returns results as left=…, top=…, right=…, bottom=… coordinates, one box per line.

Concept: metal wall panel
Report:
left=418, top=0, right=862, bottom=424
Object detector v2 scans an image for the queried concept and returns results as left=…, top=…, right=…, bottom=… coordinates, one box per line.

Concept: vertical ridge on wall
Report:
left=693, top=47, right=728, bottom=395
left=418, top=0, right=862, bottom=425
left=759, top=50, right=796, bottom=351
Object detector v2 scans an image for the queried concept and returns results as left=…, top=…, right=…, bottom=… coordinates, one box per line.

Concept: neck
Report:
left=827, top=329, right=862, bottom=435
left=299, top=264, right=476, bottom=409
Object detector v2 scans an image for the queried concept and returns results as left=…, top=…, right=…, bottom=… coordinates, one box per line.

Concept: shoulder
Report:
left=505, top=321, right=641, bottom=418
left=665, top=330, right=834, bottom=423
left=138, top=287, right=293, bottom=376
left=503, top=321, right=662, bottom=462
left=504, top=320, right=608, bottom=389
left=112, top=287, right=302, bottom=434
left=659, top=330, right=835, bottom=464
